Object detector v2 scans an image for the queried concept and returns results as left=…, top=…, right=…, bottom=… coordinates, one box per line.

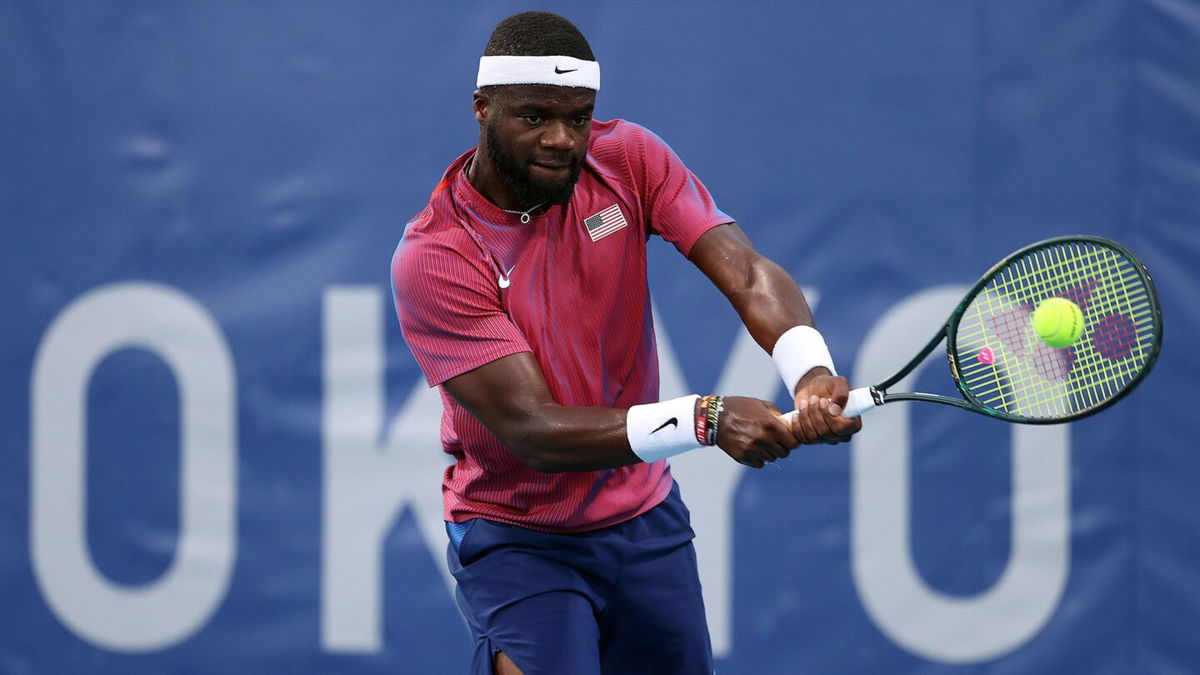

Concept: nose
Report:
left=539, top=120, right=575, bottom=151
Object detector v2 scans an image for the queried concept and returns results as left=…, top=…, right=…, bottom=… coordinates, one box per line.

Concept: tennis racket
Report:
left=834, top=235, right=1162, bottom=423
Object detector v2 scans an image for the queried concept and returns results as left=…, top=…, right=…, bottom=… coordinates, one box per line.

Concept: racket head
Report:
left=945, top=235, right=1162, bottom=423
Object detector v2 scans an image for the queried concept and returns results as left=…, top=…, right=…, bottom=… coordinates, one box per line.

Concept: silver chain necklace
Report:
left=499, top=203, right=545, bottom=224
left=467, top=157, right=543, bottom=224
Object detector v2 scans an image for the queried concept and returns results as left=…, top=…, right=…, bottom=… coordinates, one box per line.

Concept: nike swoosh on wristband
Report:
left=555, top=67, right=578, bottom=74
left=650, top=418, right=678, bottom=434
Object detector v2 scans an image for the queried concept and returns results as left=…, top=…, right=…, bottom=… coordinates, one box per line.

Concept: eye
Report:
left=519, top=114, right=543, bottom=125
left=570, top=116, right=591, bottom=127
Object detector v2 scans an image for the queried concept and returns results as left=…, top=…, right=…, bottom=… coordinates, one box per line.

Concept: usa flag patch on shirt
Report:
left=583, top=204, right=628, bottom=242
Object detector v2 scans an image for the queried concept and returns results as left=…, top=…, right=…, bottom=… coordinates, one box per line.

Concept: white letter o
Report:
left=31, top=282, right=236, bottom=651
left=851, top=286, right=1069, bottom=663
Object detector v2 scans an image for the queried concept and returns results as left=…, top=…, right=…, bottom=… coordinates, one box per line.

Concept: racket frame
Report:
left=864, top=235, right=1163, bottom=424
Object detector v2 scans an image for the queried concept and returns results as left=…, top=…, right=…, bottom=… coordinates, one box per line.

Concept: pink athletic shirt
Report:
left=392, top=119, right=731, bottom=533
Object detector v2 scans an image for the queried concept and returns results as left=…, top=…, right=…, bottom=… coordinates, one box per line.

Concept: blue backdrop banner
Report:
left=2, top=2, right=1198, bottom=673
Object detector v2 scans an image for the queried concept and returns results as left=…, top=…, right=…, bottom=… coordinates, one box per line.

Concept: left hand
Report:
left=788, top=368, right=862, bottom=445
left=712, top=396, right=800, bottom=468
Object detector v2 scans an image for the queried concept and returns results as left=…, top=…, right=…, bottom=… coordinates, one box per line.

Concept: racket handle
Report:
left=777, top=387, right=880, bottom=423
left=841, top=387, right=879, bottom=418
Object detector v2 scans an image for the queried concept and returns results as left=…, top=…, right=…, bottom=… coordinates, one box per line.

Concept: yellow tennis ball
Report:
left=1033, top=297, right=1085, bottom=348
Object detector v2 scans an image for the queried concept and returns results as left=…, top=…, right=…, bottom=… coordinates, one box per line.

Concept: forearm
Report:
left=445, top=351, right=801, bottom=472
left=445, top=353, right=700, bottom=473
left=505, top=395, right=797, bottom=472
left=688, top=224, right=818, bottom=353
left=713, top=248, right=857, bottom=444
left=688, top=224, right=835, bottom=399
left=498, top=402, right=640, bottom=473
left=495, top=394, right=720, bottom=472
left=721, top=254, right=817, bottom=353
left=728, top=257, right=838, bottom=395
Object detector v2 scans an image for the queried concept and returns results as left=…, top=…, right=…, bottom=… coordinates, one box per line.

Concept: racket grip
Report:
left=777, top=387, right=880, bottom=424
left=841, top=387, right=879, bottom=418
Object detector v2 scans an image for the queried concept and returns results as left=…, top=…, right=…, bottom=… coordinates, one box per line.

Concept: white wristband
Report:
left=626, top=395, right=704, bottom=464
left=771, top=325, right=837, bottom=396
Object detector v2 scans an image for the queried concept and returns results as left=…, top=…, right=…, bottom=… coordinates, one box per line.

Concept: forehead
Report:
left=495, top=85, right=596, bottom=111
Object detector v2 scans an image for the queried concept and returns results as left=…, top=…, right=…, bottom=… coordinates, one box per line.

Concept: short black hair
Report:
left=483, top=11, right=595, bottom=60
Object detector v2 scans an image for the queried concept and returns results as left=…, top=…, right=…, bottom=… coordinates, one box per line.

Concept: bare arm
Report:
left=442, top=352, right=635, bottom=473
left=687, top=223, right=816, bottom=352
left=442, top=350, right=797, bottom=473
left=688, top=223, right=861, bottom=443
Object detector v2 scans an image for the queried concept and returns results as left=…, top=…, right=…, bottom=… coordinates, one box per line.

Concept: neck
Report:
left=467, top=151, right=532, bottom=212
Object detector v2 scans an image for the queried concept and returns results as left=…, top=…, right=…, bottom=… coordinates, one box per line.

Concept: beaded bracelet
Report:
left=704, top=395, right=724, bottom=446
left=695, top=395, right=717, bottom=445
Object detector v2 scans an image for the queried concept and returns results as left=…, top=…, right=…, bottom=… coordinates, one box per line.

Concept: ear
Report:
left=473, top=90, right=490, bottom=124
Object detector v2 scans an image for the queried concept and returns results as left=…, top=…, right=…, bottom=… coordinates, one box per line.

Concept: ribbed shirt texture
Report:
left=392, top=120, right=731, bottom=532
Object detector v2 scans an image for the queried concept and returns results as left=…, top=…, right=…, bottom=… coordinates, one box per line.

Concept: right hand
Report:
left=789, top=369, right=861, bottom=445
left=710, top=396, right=800, bottom=469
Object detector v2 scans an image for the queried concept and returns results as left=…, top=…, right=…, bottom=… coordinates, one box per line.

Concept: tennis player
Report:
left=392, top=11, right=861, bottom=675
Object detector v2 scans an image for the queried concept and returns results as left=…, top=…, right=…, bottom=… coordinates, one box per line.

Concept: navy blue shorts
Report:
left=445, top=481, right=713, bottom=675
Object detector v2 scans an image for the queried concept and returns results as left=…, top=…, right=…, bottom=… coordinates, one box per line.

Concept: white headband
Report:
left=476, top=55, right=601, bottom=91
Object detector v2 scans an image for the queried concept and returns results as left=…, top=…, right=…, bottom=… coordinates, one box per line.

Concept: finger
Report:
left=808, top=397, right=842, bottom=443
left=829, top=417, right=856, bottom=439
left=827, top=428, right=854, bottom=444
left=763, top=407, right=800, bottom=448
left=790, top=417, right=810, bottom=445
left=739, top=453, right=766, bottom=469
left=806, top=395, right=838, bottom=443
left=816, top=407, right=853, bottom=443
left=820, top=408, right=851, bottom=444
left=727, top=442, right=770, bottom=468
left=825, top=377, right=851, bottom=411
left=753, top=437, right=789, bottom=461
left=786, top=397, right=807, bottom=440
left=829, top=415, right=863, bottom=442
left=741, top=401, right=797, bottom=456
left=825, top=408, right=862, bottom=434
left=747, top=436, right=780, bottom=461
left=793, top=395, right=824, bottom=444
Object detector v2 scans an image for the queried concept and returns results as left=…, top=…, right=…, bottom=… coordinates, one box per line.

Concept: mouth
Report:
left=528, top=161, right=572, bottom=180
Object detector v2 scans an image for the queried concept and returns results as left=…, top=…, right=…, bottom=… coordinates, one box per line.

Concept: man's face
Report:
left=480, top=85, right=595, bottom=206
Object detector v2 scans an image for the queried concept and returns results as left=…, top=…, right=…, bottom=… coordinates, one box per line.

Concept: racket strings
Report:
left=953, top=241, right=1156, bottom=421
left=967, top=244, right=1153, bottom=416
left=987, top=245, right=1150, bottom=415
left=1059, top=245, right=1152, bottom=403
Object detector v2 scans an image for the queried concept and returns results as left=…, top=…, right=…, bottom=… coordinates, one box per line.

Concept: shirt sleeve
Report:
left=626, top=123, right=733, bottom=256
left=391, top=233, right=532, bottom=387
